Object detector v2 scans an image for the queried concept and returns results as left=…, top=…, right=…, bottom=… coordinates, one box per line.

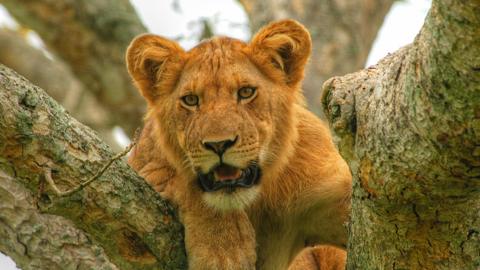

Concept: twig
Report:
left=43, top=129, right=140, bottom=197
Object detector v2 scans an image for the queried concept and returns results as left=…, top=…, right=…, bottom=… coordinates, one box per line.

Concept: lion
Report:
left=126, top=19, right=351, bottom=270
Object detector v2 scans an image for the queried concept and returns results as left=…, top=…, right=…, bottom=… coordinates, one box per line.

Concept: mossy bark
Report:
left=0, top=0, right=147, bottom=136
left=0, top=65, right=187, bottom=269
left=1, top=0, right=479, bottom=269
left=322, top=0, right=480, bottom=269
left=0, top=171, right=118, bottom=270
left=0, top=29, right=122, bottom=150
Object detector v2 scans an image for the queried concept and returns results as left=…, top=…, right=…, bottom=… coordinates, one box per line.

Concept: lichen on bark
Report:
left=0, top=0, right=148, bottom=136
left=0, top=0, right=479, bottom=269
left=0, top=171, right=118, bottom=270
left=0, top=65, right=187, bottom=269
left=322, top=0, right=480, bottom=269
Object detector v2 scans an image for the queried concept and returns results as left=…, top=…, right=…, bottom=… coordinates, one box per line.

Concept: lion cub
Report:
left=127, top=19, right=351, bottom=270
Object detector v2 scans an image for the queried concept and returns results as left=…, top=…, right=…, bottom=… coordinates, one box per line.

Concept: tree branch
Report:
left=42, top=129, right=138, bottom=197
left=322, top=0, right=480, bottom=268
left=0, top=28, right=122, bottom=150
left=0, top=170, right=119, bottom=270
left=0, top=0, right=148, bottom=136
left=0, top=65, right=187, bottom=269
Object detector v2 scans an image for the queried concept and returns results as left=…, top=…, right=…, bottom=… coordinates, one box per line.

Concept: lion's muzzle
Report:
left=197, top=163, right=261, bottom=193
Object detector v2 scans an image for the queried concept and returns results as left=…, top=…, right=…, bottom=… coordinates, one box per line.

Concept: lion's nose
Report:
left=202, top=136, right=238, bottom=156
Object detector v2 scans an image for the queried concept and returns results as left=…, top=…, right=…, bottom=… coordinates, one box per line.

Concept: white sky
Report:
left=0, top=0, right=430, bottom=269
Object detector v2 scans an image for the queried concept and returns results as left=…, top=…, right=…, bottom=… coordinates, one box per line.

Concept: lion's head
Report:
left=127, top=20, right=311, bottom=211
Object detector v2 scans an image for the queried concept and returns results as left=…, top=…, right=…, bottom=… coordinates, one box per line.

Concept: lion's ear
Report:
left=248, top=19, right=312, bottom=87
left=126, top=34, right=185, bottom=103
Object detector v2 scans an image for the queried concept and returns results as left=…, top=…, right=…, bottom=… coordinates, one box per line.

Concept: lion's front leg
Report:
left=180, top=201, right=256, bottom=270
left=301, top=177, right=351, bottom=249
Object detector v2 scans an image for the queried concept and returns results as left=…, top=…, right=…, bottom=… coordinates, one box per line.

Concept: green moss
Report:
left=0, top=158, right=16, bottom=177
left=14, top=110, right=34, bottom=143
left=40, top=137, right=67, bottom=164
left=91, top=221, right=107, bottom=232
left=20, top=89, right=39, bottom=108
left=472, top=119, right=480, bottom=138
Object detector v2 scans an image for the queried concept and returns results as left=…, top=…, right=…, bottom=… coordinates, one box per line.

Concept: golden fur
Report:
left=126, top=19, right=351, bottom=270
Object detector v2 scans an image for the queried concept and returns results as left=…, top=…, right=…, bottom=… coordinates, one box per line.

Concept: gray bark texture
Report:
left=322, top=0, right=480, bottom=269
left=239, top=0, right=394, bottom=115
left=0, top=0, right=148, bottom=136
left=0, top=0, right=478, bottom=269
left=0, top=29, right=121, bottom=150
left=0, top=65, right=186, bottom=269
left=0, top=171, right=118, bottom=270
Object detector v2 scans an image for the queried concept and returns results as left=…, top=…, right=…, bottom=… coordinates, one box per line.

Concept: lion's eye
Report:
left=181, top=94, right=199, bottom=107
left=238, top=87, right=256, bottom=100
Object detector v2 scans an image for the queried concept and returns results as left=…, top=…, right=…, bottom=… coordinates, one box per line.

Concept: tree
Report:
left=0, top=0, right=148, bottom=138
left=0, top=65, right=185, bottom=270
left=322, top=0, right=480, bottom=268
left=0, top=29, right=119, bottom=149
left=1, top=0, right=477, bottom=269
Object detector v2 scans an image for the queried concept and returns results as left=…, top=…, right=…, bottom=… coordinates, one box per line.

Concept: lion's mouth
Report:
left=197, top=163, right=261, bottom=193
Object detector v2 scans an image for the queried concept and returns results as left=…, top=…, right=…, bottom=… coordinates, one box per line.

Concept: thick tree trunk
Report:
left=0, top=0, right=148, bottom=136
left=0, top=29, right=121, bottom=150
left=239, top=0, right=394, bottom=115
left=0, top=65, right=186, bottom=269
left=322, top=0, right=480, bottom=269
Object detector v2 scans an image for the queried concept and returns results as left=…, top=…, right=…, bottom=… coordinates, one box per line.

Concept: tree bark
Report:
left=1, top=0, right=478, bottom=269
left=0, top=0, right=148, bottom=136
left=0, top=171, right=118, bottom=270
left=238, top=0, right=394, bottom=115
left=322, top=0, right=480, bottom=269
left=0, top=65, right=186, bottom=269
left=0, top=29, right=121, bottom=150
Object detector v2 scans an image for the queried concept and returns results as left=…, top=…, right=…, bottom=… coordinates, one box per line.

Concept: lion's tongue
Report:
left=214, top=164, right=241, bottom=181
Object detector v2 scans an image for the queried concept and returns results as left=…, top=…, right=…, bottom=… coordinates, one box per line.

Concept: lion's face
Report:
left=172, top=42, right=278, bottom=210
left=127, top=20, right=311, bottom=211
